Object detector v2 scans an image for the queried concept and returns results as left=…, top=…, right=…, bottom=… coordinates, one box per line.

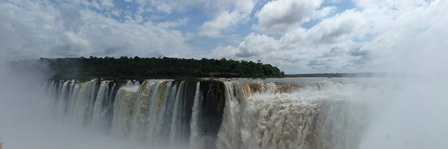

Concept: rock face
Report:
left=47, top=79, right=367, bottom=149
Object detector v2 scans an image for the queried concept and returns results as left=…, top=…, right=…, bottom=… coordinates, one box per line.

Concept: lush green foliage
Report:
left=39, top=57, right=284, bottom=80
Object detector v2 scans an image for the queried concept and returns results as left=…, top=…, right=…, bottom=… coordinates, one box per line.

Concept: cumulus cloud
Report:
left=1, top=0, right=445, bottom=73
left=0, top=0, right=195, bottom=60
left=157, top=18, right=189, bottom=29
left=100, top=0, right=114, bottom=9
left=256, top=0, right=325, bottom=34
left=200, top=11, right=239, bottom=37
left=200, top=0, right=256, bottom=37
left=125, top=0, right=257, bottom=36
left=212, top=33, right=278, bottom=57
left=303, top=10, right=367, bottom=44
left=137, top=0, right=208, bottom=14
left=212, top=9, right=368, bottom=73
left=212, top=0, right=445, bottom=73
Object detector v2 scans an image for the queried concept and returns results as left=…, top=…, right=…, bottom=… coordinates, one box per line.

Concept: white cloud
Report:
left=199, top=0, right=256, bottom=37
left=304, top=10, right=367, bottom=44
left=157, top=18, right=189, bottom=29
left=100, top=0, right=114, bottom=9
left=132, top=0, right=209, bottom=14
left=87, top=0, right=257, bottom=37
left=212, top=0, right=446, bottom=73
left=0, top=0, right=195, bottom=60
left=256, top=0, right=325, bottom=34
left=1, top=0, right=446, bottom=74
left=212, top=9, right=368, bottom=73
left=200, top=11, right=242, bottom=37
left=70, top=0, right=257, bottom=38
left=61, top=31, right=90, bottom=55
left=212, top=33, right=278, bottom=57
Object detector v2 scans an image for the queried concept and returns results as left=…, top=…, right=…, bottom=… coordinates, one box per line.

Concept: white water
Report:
left=189, top=82, right=203, bottom=148
left=91, top=81, right=110, bottom=131
left=39, top=78, right=368, bottom=149
left=215, top=80, right=368, bottom=149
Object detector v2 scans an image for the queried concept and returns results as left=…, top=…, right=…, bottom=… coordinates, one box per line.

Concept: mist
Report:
left=358, top=1, right=448, bottom=148
left=0, top=62, right=149, bottom=149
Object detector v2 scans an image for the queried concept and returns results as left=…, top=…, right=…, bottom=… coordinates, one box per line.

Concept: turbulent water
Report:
left=46, top=79, right=368, bottom=149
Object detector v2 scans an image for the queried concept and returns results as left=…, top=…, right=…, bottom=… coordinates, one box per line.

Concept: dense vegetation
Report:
left=38, top=57, right=284, bottom=80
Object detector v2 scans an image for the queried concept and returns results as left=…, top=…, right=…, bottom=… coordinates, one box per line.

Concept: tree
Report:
left=38, top=57, right=284, bottom=80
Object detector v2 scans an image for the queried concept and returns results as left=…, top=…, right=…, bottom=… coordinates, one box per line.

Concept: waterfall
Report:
left=216, top=81, right=242, bottom=149
left=47, top=79, right=367, bottom=149
left=215, top=81, right=368, bottom=149
left=189, top=82, right=202, bottom=148
left=91, top=81, right=110, bottom=131
left=169, top=81, right=185, bottom=145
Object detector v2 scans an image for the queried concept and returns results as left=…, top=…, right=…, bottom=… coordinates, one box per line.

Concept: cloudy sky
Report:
left=0, top=0, right=446, bottom=73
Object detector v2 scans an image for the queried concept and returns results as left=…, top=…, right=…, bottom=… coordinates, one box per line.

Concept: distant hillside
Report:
left=35, top=57, right=284, bottom=80
left=285, top=73, right=383, bottom=78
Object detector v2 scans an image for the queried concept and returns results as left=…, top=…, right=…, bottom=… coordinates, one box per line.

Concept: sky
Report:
left=0, top=0, right=446, bottom=73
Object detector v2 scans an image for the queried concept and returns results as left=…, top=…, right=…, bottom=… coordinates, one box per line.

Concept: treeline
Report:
left=38, top=57, right=284, bottom=80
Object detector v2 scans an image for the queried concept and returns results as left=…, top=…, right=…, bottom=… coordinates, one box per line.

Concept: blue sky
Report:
left=0, top=0, right=446, bottom=73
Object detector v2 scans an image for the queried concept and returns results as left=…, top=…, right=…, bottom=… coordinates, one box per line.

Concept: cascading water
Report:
left=47, top=78, right=367, bottom=149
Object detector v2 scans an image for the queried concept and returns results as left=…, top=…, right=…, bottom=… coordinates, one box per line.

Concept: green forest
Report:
left=38, top=57, right=284, bottom=80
